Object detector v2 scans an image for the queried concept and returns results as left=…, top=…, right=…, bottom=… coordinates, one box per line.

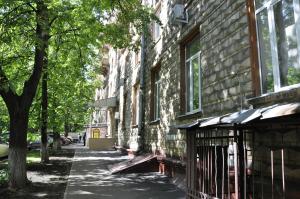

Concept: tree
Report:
left=0, top=0, right=156, bottom=189
left=0, top=0, right=49, bottom=188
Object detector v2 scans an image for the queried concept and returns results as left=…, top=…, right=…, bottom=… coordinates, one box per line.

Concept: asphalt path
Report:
left=64, top=144, right=185, bottom=199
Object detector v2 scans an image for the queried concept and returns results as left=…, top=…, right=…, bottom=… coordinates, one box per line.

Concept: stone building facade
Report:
left=90, top=45, right=142, bottom=151
left=143, top=0, right=253, bottom=158
left=144, top=0, right=300, bottom=198
left=92, top=0, right=300, bottom=198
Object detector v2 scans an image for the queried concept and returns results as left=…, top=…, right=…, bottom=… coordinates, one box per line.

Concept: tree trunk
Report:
left=0, top=0, right=49, bottom=190
left=8, top=110, right=29, bottom=189
left=52, top=132, right=61, bottom=151
left=64, top=120, right=69, bottom=137
left=40, top=47, right=49, bottom=163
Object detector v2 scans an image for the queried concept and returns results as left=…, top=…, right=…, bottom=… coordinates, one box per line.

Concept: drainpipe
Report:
left=138, top=33, right=146, bottom=152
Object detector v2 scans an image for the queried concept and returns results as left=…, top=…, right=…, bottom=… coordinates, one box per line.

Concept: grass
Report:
left=26, top=150, right=41, bottom=163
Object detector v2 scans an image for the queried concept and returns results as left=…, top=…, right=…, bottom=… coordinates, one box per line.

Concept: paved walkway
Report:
left=64, top=144, right=185, bottom=199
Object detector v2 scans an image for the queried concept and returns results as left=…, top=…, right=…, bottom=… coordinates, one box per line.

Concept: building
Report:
left=92, top=0, right=300, bottom=198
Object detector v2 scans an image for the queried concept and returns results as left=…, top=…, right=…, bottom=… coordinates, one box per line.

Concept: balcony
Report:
left=93, top=97, right=117, bottom=108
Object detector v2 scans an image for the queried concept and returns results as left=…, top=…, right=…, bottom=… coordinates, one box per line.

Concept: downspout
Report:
left=138, top=34, right=146, bottom=152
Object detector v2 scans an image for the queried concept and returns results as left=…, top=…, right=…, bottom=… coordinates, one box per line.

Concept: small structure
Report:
left=86, top=124, right=116, bottom=150
left=180, top=103, right=300, bottom=199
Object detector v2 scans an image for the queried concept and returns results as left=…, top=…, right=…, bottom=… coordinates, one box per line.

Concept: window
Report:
left=185, top=35, right=201, bottom=113
left=151, top=67, right=161, bottom=120
left=152, top=5, right=161, bottom=41
left=255, top=0, right=300, bottom=93
left=132, top=83, right=139, bottom=126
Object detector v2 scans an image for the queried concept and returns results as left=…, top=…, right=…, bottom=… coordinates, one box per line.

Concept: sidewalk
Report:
left=64, top=144, right=185, bottom=199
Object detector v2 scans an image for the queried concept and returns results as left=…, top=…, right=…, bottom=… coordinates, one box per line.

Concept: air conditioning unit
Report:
left=171, top=4, right=188, bottom=24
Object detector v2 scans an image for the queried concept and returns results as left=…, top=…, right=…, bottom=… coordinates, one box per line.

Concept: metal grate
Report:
left=186, top=128, right=253, bottom=199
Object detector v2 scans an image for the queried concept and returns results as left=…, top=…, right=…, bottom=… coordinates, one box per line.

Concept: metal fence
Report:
left=186, top=128, right=253, bottom=199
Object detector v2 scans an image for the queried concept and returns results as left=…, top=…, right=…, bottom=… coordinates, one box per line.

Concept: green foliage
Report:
left=0, top=98, right=9, bottom=134
left=27, top=132, right=40, bottom=143
left=0, top=0, right=157, bottom=134
left=0, top=166, right=8, bottom=186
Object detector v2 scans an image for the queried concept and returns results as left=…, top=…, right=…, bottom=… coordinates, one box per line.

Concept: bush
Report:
left=0, top=167, right=8, bottom=186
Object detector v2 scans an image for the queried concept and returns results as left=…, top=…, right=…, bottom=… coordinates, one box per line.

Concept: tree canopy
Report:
left=0, top=0, right=157, bottom=189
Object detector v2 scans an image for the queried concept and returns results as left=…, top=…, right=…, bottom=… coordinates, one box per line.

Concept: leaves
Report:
left=0, top=0, right=157, bottom=133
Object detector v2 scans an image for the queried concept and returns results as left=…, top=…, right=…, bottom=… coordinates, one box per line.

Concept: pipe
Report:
left=137, top=33, right=146, bottom=151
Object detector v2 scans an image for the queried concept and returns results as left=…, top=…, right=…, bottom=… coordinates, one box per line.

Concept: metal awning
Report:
left=174, top=120, right=201, bottom=130
left=199, top=116, right=224, bottom=127
left=198, top=110, right=254, bottom=128
left=222, top=109, right=262, bottom=124
left=261, top=103, right=300, bottom=119
left=174, top=118, right=212, bottom=129
left=177, top=103, right=300, bottom=130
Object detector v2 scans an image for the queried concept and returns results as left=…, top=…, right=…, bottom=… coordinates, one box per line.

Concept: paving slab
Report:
left=64, top=144, right=185, bottom=199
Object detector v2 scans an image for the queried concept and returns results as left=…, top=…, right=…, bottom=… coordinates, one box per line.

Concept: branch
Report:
left=1, top=2, right=30, bottom=21
left=49, top=16, right=58, bottom=26
left=26, top=2, right=37, bottom=12
left=49, top=28, right=80, bottom=38
left=65, top=21, right=84, bottom=67
left=0, top=65, right=17, bottom=109
left=22, top=1, right=49, bottom=110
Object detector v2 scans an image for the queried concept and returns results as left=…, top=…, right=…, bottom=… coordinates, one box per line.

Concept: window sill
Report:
left=131, top=125, right=138, bottom=129
left=247, top=86, right=300, bottom=108
left=149, top=119, right=160, bottom=125
left=176, top=111, right=202, bottom=121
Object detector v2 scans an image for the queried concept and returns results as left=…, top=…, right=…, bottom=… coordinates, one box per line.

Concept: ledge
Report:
left=247, top=87, right=300, bottom=108
left=176, top=110, right=202, bottom=121
left=131, top=125, right=138, bottom=129
left=149, top=119, right=160, bottom=125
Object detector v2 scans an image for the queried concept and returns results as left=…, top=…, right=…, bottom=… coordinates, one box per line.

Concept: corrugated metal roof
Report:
left=261, top=103, right=300, bottom=119
left=199, top=116, right=223, bottom=127
left=177, top=103, right=300, bottom=130
left=224, top=109, right=261, bottom=124
left=175, top=120, right=201, bottom=129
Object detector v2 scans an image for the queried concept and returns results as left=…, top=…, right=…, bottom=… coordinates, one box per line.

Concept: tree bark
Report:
left=64, top=119, right=69, bottom=137
left=52, top=132, right=61, bottom=151
left=40, top=46, right=49, bottom=163
left=8, top=107, right=29, bottom=189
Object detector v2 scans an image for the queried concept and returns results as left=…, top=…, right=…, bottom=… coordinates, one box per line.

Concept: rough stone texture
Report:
left=143, top=0, right=253, bottom=159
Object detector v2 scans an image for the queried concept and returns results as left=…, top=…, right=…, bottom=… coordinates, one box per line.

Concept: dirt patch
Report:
left=0, top=148, right=74, bottom=199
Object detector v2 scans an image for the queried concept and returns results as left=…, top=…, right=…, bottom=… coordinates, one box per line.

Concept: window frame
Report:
left=151, top=64, right=161, bottom=121
left=185, top=45, right=201, bottom=114
left=152, top=2, right=161, bottom=41
left=154, top=69, right=161, bottom=120
left=255, top=0, right=300, bottom=93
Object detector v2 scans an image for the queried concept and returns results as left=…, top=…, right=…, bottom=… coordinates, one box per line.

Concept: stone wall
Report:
left=144, top=0, right=253, bottom=159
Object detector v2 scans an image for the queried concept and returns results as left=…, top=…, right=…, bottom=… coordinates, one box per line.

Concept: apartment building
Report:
left=91, top=0, right=300, bottom=198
